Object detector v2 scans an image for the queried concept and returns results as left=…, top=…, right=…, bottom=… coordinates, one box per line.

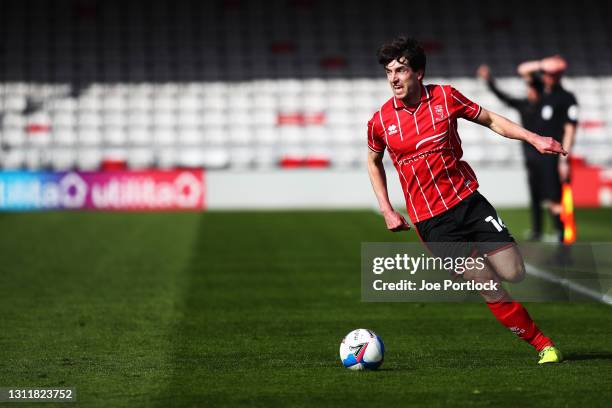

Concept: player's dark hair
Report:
left=377, top=37, right=426, bottom=73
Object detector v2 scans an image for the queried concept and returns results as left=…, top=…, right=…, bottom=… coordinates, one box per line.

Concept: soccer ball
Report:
left=339, top=328, right=384, bottom=370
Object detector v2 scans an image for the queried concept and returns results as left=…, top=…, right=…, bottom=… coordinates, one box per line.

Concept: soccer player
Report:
left=367, top=37, right=564, bottom=364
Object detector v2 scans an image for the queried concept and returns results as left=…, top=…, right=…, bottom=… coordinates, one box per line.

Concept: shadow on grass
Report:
left=374, top=367, right=417, bottom=372
left=564, top=352, right=612, bottom=362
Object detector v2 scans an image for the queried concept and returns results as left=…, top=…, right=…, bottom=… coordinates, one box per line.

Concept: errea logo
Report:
left=387, top=124, right=398, bottom=135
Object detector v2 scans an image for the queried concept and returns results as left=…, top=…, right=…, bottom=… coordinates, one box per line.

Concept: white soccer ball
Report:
left=339, top=328, right=385, bottom=370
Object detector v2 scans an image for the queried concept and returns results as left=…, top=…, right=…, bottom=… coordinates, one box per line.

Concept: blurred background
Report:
left=0, top=0, right=611, bottom=209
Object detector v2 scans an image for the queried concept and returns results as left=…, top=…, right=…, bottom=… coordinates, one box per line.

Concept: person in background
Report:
left=477, top=64, right=546, bottom=241
left=517, top=56, right=578, bottom=244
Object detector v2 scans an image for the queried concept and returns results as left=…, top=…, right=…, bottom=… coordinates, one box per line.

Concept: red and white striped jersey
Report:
left=367, top=84, right=482, bottom=223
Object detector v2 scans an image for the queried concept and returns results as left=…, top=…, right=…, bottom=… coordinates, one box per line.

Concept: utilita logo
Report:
left=0, top=170, right=204, bottom=211
left=89, top=172, right=203, bottom=209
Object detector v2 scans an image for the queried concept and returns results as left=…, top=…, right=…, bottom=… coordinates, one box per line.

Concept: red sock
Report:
left=486, top=300, right=553, bottom=351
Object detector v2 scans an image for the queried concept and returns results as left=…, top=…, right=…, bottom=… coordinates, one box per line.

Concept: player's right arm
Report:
left=367, top=149, right=410, bottom=232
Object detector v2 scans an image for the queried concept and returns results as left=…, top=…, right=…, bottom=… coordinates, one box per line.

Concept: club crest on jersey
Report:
left=434, top=105, right=445, bottom=121
left=387, top=124, right=398, bottom=135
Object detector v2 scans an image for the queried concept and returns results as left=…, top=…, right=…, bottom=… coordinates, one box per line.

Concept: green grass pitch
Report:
left=0, top=208, right=611, bottom=407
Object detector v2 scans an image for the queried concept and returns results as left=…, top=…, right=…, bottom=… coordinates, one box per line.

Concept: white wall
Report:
left=206, top=165, right=528, bottom=210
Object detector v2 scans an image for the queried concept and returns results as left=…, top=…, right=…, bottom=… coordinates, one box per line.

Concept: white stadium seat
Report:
left=24, top=148, right=43, bottom=170
left=127, top=148, right=155, bottom=169
left=77, top=112, right=102, bottom=128
left=178, top=129, right=204, bottom=145
left=152, top=112, right=177, bottom=129
left=177, top=95, right=202, bottom=111
left=127, top=94, right=152, bottom=111
left=102, top=111, right=126, bottom=128
left=1, top=149, right=25, bottom=169
left=202, top=127, right=226, bottom=146
left=229, top=126, right=253, bottom=145
left=231, top=147, right=256, bottom=168
left=50, top=148, right=76, bottom=171
left=102, top=94, right=126, bottom=111
left=153, top=129, right=177, bottom=147
left=78, top=95, right=101, bottom=111
left=52, top=111, right=76, bottom=128
left=3, top=112, right=26, bottom=128
left=53, top=129, right=77, bottom=146
left=127, top=111, right=151, bottom=128
left=3, top=94, right=27, bottom=111
left=128, top=128, right=152, bottom=146
left=278, top=127, right=303, bottom=145
left=177, top=111, right=202, bottom=128
left=103, top=127, right=127, bottom=146
left=177, top=148, right=229, bottom=169
left=79, top=129, right=103, bottom=146
left=2, top=129, right=26, bottom=147
left=156, top=148, right=178, bottom=169
left=152, top=95, right=175, bottom=111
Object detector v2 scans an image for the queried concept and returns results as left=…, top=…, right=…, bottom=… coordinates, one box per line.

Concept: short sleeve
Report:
left=450, top=87, right=482, bottom=120
left=563, top=93, right=579, bottom=125
left=367, top=115, right=386, bottom=153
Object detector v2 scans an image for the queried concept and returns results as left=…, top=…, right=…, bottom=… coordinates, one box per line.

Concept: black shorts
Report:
left=526, top=156, right=561, bottom=202
left=414, top=191, right=515, bottom=259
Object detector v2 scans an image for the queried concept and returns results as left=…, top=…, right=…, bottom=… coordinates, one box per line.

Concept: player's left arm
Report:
left=558, top=122, right=577, bottom=182
left=472, top=108, right=567, bottom=156
left=558, top=97, right=579, bottom=182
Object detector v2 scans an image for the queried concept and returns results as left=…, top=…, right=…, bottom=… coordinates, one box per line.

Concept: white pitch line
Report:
left=525, top=262, right=612, bottom=305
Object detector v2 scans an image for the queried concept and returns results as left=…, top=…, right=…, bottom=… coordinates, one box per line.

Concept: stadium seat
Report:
left=2, top=112, right=26, bottom=129
left=152, top=112, right=177, bottom=129
left=128, top=128, right=151, bottom=146
left=102, top=111, right=126, bottom=128
left=178, top=148, right=230, bottom=169
left=127, top=148, right=155, bottom=169
left=127, top=111, right=151, bottom=128
left=78, top=95, right=101, bottom=111
left=231, top=147, right=256, bottom=168
left=1, top=149, right=26, bottom=169
left=78, top=112, right=102, bottom=128
left=24, top=148, right=43, bottom=170
left=3, top=94, right=27, bottom=111
left=53, top=129, right=78, bottom=146
left=102, top=128, right=127, bottom=146
left=2, top=130, right=26, bottom=147
left=153, top=129, right=177, bottom=147
left=253, top=147, right=278, bottom=168
left=202, top=127, right=226, bottom=146
left=178, top=129, right=204, bottom=146
left=50, top=148, right=77, bottom=171
left=52, top=111, right=76, bottom=128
